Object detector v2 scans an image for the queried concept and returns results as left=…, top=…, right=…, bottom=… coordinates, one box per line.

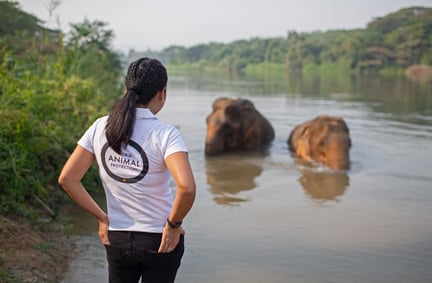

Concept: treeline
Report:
left=129, top=6, right=432, bottom=76
left=0, top=1, right=122, bottom=219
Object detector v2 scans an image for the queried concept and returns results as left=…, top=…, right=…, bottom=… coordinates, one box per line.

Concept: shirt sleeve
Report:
left=77, top=119, right=101, bottom=154
left=163, top=126, right=188, bottom=159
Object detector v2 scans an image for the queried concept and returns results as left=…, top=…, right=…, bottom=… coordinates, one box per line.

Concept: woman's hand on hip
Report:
left=98, top=218, right=110, bottom=245
left=158, top=224, right=185, bottom=253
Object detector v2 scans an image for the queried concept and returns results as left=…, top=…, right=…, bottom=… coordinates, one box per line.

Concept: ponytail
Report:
left=105, top=90, right=137, bottom=154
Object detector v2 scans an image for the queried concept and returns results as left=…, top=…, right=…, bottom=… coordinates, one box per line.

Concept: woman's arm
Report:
left=58, top=145, right=109, bottom=244
left=165, top=151, right=196, bottom=222
left=158, top=151, right=196, bottom=253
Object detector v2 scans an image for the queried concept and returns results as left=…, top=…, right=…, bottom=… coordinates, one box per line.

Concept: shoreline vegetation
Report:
left=129, top=6, right=432, bottom=81
left=1, top=1, right=431, bottom=281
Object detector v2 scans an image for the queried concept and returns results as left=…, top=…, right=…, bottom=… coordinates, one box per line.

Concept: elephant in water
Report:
left=287, top=115, right=351, bottom=170
left=205, top=97, right=275, bottom=155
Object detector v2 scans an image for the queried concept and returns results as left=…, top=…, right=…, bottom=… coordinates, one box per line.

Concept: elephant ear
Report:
left=225, top=102, right=243, bottom=121
left=329, top=117, right=352, bottom=148
left=296, top=125, right=311, bottom=160
left=239, top=99, right=255, bottom=111
left=338, top=119, right=352, bottom=148
left=239, top=99, right=256, bottom=125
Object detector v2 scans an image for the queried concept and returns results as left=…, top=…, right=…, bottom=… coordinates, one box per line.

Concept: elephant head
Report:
left=205, top=97, right=275, bottom=155
left=287, top=115, right=351, bottom=170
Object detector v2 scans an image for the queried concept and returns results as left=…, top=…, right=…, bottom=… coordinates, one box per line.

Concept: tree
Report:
left=67, top=18, right=114, bottom=51
left=64, top=19, right=122, bottom=88
left=0, top=1, right=61, bottom=58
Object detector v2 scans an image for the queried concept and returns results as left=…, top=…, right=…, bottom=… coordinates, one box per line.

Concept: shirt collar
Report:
left=136, top=108, right=157, bottom=120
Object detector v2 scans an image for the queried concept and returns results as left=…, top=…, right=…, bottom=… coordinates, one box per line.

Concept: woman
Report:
left=58, top=57, right=196, bottom=283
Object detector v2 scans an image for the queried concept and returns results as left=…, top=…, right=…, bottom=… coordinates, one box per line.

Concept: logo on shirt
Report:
left=101, top=140, right=148, bottom=183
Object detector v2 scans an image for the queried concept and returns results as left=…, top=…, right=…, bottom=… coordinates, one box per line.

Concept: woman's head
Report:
left=125, top=58, right=167, bottom=105
left=105, top=57, right=168, bottom=154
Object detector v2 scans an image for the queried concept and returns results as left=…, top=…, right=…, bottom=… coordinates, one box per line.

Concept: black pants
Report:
left=104, top=231, right=184, bottom=283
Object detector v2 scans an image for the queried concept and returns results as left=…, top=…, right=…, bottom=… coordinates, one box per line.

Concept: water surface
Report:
left=62, top=74, right=432, bottom=283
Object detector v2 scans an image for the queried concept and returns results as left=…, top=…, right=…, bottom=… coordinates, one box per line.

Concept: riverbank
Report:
left=0, top=215, right=76, bottom=283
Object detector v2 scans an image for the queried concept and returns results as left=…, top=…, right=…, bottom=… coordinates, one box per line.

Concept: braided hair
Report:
left=105, top=57, right=167, bottom=154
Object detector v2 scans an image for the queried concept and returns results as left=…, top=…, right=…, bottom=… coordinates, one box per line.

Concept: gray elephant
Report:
left=205, top=97, right=275, bottom=155
left=287, top=115, right=351, bottom=170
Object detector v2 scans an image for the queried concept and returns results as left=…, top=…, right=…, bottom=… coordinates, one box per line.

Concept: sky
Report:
left=17, top=0, right=432, bottom=53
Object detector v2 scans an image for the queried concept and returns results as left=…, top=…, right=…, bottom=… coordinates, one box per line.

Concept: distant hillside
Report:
left=127, top=6, right=432, bottom=76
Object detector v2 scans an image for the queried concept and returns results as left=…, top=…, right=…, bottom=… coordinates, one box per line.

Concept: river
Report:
left=62, top=73, right=432, bottom=283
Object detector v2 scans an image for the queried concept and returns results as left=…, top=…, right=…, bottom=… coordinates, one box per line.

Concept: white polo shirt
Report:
left=78, top=108, right=187, bottom=233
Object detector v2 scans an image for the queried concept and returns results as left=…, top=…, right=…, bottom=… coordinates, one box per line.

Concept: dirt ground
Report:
left=0, top=215, right=76, bottom=283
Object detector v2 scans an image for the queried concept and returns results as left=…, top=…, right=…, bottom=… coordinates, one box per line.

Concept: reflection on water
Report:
left=291, top=158, right=350, bottom=203
left=281, top=74, right=432, bottom=119
left=298, top=169, right=349, bottom=202
left=174, top=72, right=432, bottom=118
left=205, top=153, right=263, bottom=205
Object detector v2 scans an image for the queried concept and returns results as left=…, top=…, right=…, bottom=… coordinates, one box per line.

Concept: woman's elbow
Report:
left=58, top=173, right=74, bottom=191
left=178, top=182, right=196, bottom=198
left=58, top=176, right=66, bottom=190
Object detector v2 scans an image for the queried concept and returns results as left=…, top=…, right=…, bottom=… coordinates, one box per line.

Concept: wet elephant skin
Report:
left=205, top=97, right=275, bottom=155
left=287, top=115, right=351, bottom=170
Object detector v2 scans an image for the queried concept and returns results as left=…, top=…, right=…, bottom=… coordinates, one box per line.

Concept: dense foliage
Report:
left=0, top=1, right=122, bottom=218
left=130, top=6, right=432, bottom=76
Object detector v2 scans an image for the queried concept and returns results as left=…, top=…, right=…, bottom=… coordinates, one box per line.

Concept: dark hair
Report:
left=105, top=57, right=167, bottom=154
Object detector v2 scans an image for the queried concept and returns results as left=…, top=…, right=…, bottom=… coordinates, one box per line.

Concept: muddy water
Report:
left=62, top=74, right=432, bottom=283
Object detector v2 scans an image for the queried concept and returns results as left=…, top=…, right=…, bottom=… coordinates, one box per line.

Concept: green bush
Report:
left=0, top=2, right=122, bottom=219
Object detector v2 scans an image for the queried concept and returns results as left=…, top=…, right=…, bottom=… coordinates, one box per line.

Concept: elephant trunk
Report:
left=323, top=136, right=351, bottom=171
left=205, top=134, right=226, bottom=156
left=205, top=142, right=223, bottom=155
left=327, top=156, right=350, bottom=171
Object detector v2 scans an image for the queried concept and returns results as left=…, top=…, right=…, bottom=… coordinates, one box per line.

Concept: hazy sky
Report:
left=17, top=0, right=432, bottom=52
